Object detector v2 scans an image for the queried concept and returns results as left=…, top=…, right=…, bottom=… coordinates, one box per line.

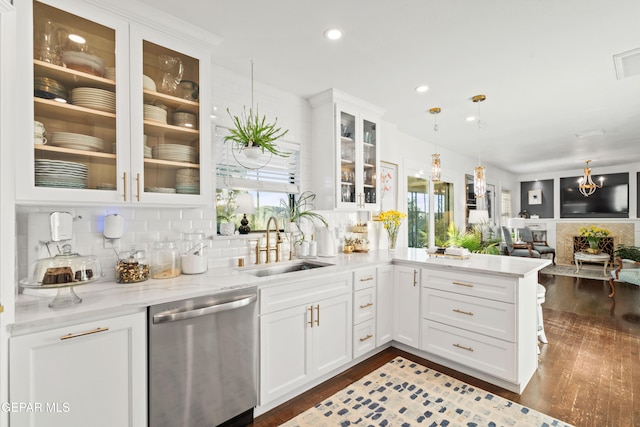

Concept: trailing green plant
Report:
left=614, top=245, right=640, bottom=262
left=224, top=106, right=290, bottom=157
left=280, top=191, right=328, bottom=228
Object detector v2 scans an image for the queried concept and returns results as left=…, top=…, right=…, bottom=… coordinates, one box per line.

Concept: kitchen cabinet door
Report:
left=376, top=264, right=394, bottom=346
left=10, top=311, right=146, bottom=427
left=311, top=293, right=352, bottom=377
left=393, top=265, right=420, bottom=347
left=259, top=304, right=312, bottom=406
left=309, top=89, right=383, bottom=211
left=17, top=0, right=130, bottom=203
left=129, top=23, right=211, bottom=205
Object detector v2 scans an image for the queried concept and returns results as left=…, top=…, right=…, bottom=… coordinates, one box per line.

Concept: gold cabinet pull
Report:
left=136, top=173, right=141, bottom=201
left=315, top=304, right=320, bottom=326
left=453, top=343, right=474, bottom=352
left=359, top=276, right=374, bottom=282
left=453, top=309, right=474, bottom=316
left=452, top=281, right=474, bottom=288
left=60, top=327, right=109, bottom=341
left=0, top=305, right=4, bottom=314
left=308, top=306, right=314, bottom=328
left=413, top=269, right=417, bottom=286
left=359, top=302, right=374, bottom=309
left=359, top=334, right=373, bottom=342
left=123, top=172, right=127, bottom=201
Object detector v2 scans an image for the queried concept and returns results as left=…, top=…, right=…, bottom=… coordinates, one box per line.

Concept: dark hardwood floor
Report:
left=253, top=272, right=640, bottom=427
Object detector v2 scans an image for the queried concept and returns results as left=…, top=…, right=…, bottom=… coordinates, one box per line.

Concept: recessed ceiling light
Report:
left=415, top=85, right=428, bottom=93
left=324, top=28, right=342, bottom=40
left=466, top=116, right=475, bottom=122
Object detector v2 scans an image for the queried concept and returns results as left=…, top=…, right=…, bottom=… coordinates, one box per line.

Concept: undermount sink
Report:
left=243, top=260, right=333, bottom=277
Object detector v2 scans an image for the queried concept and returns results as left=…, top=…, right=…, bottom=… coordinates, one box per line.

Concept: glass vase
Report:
left=387, top=231, right=398, bottom=251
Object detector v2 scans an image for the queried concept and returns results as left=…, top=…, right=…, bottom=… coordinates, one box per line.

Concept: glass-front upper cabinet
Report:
left=16, top=0, right=210, bottom=205
left=129, top=26, right=210, bottom=204
left=310, top=89, right=382, bottom=211
left=18, top=0, right=128, bottom=203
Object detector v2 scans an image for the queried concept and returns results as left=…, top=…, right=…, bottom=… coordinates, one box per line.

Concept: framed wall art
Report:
left=379, top=160, right=398, bottom=212
left=528, top=189, right=542, bottom=205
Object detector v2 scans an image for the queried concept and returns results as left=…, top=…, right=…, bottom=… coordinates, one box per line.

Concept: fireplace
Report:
left=572, top=236, right=615, bottom=264
left=555, top=223, right=634, bottom=265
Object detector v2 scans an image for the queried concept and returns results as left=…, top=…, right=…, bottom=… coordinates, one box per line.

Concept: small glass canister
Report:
left=150, top=239, right=181, bottom=279
left=116, top=248, right=149, bottom=283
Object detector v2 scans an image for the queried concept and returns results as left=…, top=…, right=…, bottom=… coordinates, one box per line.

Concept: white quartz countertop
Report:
left=11, top=249, right=549, bottom=333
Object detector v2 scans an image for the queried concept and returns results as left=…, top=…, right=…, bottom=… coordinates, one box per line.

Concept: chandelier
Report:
left=429, top=107, right=441, bottom=183
left=472, top=94, right=486, bottom=198
left=578, top=160, right=603, bottom=197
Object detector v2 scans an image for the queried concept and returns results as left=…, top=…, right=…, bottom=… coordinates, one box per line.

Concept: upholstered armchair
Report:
left=501, top=226, right=541, bottom=259
left=608, top=257, right=640, bottom=298
left=520, top=227, right=556, bottom=265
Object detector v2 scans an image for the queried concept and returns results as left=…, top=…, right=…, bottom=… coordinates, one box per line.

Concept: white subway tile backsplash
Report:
left=147, top=220, right=173, bottom=232
left=134, top=209, right=161, bottom=221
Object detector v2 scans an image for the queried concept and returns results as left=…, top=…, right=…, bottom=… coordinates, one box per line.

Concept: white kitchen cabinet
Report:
left=309, top=89, right=384, bottom=211
left=419, top=266, right=538, bottom=391
left=393, top=265, right=420, bottom=347
left=259, top=272, right=352, bottom=405
left=376, top=264, right=393, bottom=346
left=15, top=0, right=210, bottom=205
left=9, top=311, right=146, bottom=427
left=352, top=267, right=376, bottom=358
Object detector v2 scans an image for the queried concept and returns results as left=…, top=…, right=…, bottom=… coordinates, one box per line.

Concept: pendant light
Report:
left=429, top=107, right=441, bottom=183
left=578, top=160, right=604, bottom=197
left=472, top=94, right=486, bottom=198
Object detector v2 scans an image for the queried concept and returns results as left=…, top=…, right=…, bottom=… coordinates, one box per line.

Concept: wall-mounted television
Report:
left=560, top=173, right=629, bottom=218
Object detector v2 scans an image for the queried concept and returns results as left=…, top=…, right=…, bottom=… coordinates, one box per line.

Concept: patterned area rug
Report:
left=540, top=264, right=610, bottom=281
left=282, top=357, right=573, bottom=427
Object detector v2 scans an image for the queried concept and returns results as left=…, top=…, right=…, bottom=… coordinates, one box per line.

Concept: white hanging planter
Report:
left=243, top=146, right=262, bottom=160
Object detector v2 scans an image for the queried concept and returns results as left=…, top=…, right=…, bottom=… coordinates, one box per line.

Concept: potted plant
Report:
left=224, top=106, right=290, bottom=158
left=280, top=191, right=328, bottom=234
left=216, top=190, right=236, bottom=236
left=579, top=225, right=610, bottom=254
left=614, top=245, right=640, bottom=265
left=445, top=223, right=500, bottom=255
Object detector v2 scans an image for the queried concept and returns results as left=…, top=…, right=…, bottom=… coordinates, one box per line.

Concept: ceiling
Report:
left=138, top=0, right=640, bottom=176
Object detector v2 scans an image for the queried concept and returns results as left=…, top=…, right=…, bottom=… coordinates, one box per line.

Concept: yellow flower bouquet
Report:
left=579, top=225, right=610, bottom=250
left=378, top=210, right=407, bottom=250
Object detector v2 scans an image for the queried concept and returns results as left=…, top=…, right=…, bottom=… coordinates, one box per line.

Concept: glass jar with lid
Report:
left=180, top=231, right=207, bottom=274
left=150, top=239, right=181, bottom=279
left=116, top=248, right=149, bottom=283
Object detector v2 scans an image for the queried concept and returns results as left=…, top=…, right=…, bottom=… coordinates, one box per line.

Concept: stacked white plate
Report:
left=49, top=132, right=105, bottom=152
left=176, top=183, right=200, bottom=194
left=35, top=159, right=88, bottom=189
left=152, top=144, right=197, bottom=163
left=144, top=145, right=152, bottom=158
left=170, top=111, right=197, bottom=129
left=176, top=168, right=199, bottom=183
left=144, top=104, right=167, bottom=123
left=144, top=187, right=176, bottom=193
left=105, top=67, right=116, bottom=81
left=71, top=87, right=116, bottom=113
left=62, top=51, right=105, bottom=77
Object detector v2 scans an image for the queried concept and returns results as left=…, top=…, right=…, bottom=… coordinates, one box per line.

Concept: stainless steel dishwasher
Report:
left=148, top=287, right=258, bottom=427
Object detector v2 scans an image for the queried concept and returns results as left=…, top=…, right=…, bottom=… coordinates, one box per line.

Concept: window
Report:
left=433, top=182, right=454, bottom=246
left=501, top=188, right=512, bottom=226
left=407, top=175, right=428, bottom=248
left=215, top=126, right=300, bottom=232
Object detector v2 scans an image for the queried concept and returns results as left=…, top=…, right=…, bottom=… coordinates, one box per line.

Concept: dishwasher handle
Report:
left=153, top=293, right=257, bottom=324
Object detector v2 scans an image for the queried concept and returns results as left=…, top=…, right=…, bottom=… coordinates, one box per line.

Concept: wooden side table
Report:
left=574, top=252, right=610, bottom=277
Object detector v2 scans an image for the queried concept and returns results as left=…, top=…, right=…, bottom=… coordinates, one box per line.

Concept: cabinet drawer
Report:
left=422, top=288, right=516, bottom=342
left=353, top=287, right=376, bottom=324
left=421, top=320, right=516, bottom=382
left=260, top=272, right=352, bottom=314
left=353, top=319, right=376, bottom=358
left=421, top=268, right=517, bottom=303
left=353, top=267, right=376, bottom=291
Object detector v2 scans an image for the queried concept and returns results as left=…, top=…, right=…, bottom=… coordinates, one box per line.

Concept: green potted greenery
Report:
left=614, top=245, right=640, bottom=264
left=280, top=191, right=328, bottom=237
left=444, top=223, right=500, bottom=255
left=224, top=107, right=290, bottom=158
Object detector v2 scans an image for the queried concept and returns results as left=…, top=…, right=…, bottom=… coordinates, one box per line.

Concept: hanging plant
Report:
left=224, top=106, right=290, bottom=158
